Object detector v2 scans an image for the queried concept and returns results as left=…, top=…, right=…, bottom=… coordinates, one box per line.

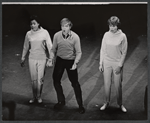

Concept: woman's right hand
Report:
left=99, top=65, right=104, bottom=72
left=20, top=59, right=25, bottom=67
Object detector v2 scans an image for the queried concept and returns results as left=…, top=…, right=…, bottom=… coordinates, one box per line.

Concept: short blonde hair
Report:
left=60, top=18, right=73, bottom=28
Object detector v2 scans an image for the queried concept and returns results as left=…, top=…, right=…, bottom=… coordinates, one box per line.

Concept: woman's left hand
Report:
left=115, top=66, right=122, bottom=75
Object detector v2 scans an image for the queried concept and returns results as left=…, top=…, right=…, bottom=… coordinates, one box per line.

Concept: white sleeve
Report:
left=100, top=33, right=107, bottom=66
left=21, top=33, right=29, bottom=60
left=45, top=30, right=53, bottom=58
left=118, top=34, right=128, bottom=67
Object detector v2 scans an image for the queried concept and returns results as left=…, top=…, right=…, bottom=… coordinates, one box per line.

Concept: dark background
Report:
left=2, top=4, right=147, bottom=39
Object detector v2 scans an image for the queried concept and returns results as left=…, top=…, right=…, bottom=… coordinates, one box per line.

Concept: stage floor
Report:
left=2, top=33, right=148, bottom=120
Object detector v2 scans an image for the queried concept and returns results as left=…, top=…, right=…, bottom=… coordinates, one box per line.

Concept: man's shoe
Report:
left=100, top=103, right=109, bottom=110
left=54, top=101, right=65, bottom=109
left=120, top=105, right=127, bottom=113
left=79, top=106, right=85, bottom=114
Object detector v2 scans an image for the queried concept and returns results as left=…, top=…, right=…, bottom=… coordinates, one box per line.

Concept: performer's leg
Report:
left=113, top=69, right=123, bottom=106
left=66, top=60, right=85, bottom=114
left=37, top=59, right=46, bottom=103
left=66, top=68, right=83, bottom=107
left=53, top=57, right=65, bottom=108
left=29, top=59, right=38, bottom=103
left=113, top=64, right=127, bottom=112
left=103, top=64, right=113, bottom=104
left=100, top=61, right=112, bottom=110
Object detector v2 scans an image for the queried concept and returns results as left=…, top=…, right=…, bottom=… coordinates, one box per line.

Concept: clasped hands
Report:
left=21, top=58, right=78, bottom=70
left=46, top=58, right=77, bottom=70
left=46, top=58, right=53, bottom=67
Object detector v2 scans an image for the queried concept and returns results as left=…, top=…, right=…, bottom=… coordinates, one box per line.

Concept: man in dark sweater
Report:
left=48, top=18, right=85, bottom=114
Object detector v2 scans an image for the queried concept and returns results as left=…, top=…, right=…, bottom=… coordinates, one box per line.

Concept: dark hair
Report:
left=60, top=18, right=73, bottom=28
left=108, top=16, right=121, bottom=28
left=30, top=15, right=41, bottom=28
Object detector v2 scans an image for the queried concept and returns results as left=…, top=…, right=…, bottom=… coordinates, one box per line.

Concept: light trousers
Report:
left=29, top=59, right=46, bottom=84
left=103, top=60, right=123, bottom=105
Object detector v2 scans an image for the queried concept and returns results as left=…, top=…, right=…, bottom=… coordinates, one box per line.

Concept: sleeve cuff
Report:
left=21, top=57, right=25, bottom=61
left=118, top=63, right=123, bottom=67
left=74, top=60, right=79, bottom=64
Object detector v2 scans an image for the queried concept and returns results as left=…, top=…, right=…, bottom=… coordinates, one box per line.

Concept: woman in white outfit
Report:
left=99, top=16, right=128, bottom=112
left=21, top=15, right=52, bottom=104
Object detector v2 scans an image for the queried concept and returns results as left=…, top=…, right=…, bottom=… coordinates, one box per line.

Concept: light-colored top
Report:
left=100, top=29, right=128, bottom=67
left=21, top=27, right=52, bottom=60
left=50, top=30, right=82, bottom=63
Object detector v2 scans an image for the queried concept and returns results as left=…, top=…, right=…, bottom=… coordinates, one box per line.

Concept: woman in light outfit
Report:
left=21, top=15, right=52, bottom=104
left=99, top=16, right=128, bottom=112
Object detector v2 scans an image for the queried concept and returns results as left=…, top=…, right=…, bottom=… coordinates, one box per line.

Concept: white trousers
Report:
left=29, top=59, right=46, bottom=84
left=103, top=60, right=123, bottom=105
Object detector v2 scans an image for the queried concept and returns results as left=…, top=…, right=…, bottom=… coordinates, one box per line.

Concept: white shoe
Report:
left=100, top=103, right=109, bottom=110
left=37, top=98, right=42, bottom=103
left=29, top=99, right=35, bottom=104
left=120, top=105, right=127, bottom=112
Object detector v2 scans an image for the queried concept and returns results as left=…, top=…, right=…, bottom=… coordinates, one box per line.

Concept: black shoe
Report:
left=54, top=101, right=65, bottom=109
left=79, top=106, right=85, bottom=114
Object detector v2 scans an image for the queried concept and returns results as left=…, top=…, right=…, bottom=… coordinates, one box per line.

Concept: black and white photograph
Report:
left=2, top=2, right=148, bottom=121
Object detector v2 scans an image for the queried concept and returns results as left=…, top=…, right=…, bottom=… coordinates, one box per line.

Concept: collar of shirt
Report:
left=62, top=31, right=72, bottom=39
left=31, top=27, right=43, bottom=34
